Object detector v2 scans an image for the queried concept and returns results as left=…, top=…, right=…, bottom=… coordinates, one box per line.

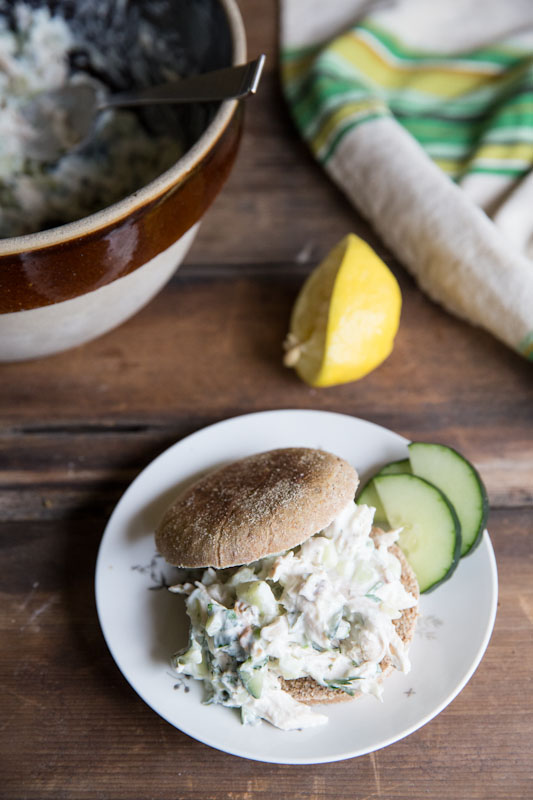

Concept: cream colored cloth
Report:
left=281, top=0, right=533, bottom=358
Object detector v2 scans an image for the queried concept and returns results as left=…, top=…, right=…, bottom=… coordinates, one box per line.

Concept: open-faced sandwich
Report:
left=156, top=448, right=419, bottom=730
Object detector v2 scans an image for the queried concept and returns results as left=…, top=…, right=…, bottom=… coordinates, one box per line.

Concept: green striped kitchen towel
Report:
left=281, top=0, right=533, bottom=359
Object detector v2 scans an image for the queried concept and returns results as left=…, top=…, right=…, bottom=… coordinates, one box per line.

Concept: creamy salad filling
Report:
left=170, top=502, right=417, bottom=730
left=0, top=4, right=183, bottom=237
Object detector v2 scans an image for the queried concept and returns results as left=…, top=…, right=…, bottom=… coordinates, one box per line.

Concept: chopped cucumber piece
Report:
left=238, top=661, right=265, bottom=699
left=357, top=481, right=387, bottom=524
left=379, top=458, right=411, bottom=475
left=236, top=580, right=278, bottom=623
left=175, top=639, right=208, bottom=677
left=226, top=566, right=257, bottom=586
left=241, top=670, right=263, bottom=699
left=374, top=474, right=461, bottom=593
left=408, top=442, right=488, bottom=557
left=205, top=602, right=224, bottom=636
left=176, top=639, right=202, bottom=666
left=320, top=539, right=338, bottom=568
left=278, top=655, right=303, bottom=680
left=353, top=562, right=375, bottom=585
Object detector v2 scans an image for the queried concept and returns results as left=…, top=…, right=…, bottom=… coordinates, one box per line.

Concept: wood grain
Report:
left=2, top=509, right=531, bottom=800
left=1, top=0, right=532, bottom=797
left=2, top=270, right=532, bottom=508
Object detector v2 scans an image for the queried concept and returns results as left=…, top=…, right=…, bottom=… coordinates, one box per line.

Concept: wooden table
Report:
left=2, top=2, right=532, bottom=797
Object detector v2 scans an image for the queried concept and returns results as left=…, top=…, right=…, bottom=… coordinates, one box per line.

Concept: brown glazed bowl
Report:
left=0, top=0, right=246, bottom=361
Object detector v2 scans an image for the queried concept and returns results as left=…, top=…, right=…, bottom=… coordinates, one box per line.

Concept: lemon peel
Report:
left=283, top=234, right=401, bottom=387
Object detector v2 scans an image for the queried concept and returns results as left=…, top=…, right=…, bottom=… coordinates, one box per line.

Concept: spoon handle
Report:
left=102, top=55, right=266, bottom=109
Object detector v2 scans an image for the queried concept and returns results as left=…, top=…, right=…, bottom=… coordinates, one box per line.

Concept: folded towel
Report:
left=280, top=0, right=533, bottom=359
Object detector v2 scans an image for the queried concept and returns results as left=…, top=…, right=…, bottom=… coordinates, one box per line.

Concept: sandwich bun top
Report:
left=155, top=447, right=359, bottom=568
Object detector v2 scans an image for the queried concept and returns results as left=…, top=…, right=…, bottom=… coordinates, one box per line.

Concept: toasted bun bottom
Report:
left=280, top=541, right=419, bottom=705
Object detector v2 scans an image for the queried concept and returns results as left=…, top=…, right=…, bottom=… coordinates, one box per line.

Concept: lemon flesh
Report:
left=284, top=234, right=401, bottom=387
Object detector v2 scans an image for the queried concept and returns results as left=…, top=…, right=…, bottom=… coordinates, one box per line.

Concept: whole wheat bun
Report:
left=155, top=447, right=359, bottom=568
left=282, top=536, right=419, bottom=705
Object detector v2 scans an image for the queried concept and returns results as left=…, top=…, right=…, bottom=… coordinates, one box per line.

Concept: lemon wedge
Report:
left=283, top=234, right=401, bottom=387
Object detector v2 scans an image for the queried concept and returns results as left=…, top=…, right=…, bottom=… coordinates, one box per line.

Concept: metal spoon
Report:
left=22, top=54, right=265, bottom=161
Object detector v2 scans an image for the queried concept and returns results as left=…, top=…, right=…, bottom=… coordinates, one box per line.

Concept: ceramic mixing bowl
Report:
left=0, top=0, right=246, bottom=361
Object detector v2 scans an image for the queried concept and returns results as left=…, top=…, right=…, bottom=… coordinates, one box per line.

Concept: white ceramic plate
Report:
left=95, top=409, right=498, bottom=764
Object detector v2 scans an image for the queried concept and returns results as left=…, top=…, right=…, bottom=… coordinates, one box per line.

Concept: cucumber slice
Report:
left=408, top=442, right=489, bottom=556
left=357, top=460, right=410, bottom=522
left=374, top=474, right=461, bottom=593
left=379, top=458, right=411, bottom=475
left=357, top=481, right=387, bottom=525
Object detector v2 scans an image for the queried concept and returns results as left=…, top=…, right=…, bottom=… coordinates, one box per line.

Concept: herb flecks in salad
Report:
left=170, top=503, right=417, bottom=730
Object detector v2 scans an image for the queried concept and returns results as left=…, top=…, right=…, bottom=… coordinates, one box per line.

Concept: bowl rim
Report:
left=0, top=0, right=247, bottom=257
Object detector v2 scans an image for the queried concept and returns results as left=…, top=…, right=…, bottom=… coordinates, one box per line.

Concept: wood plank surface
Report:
left=1, top=1, right=532, bottom=798
left=2, top=508, right=532, bottom=799
left=3, top=269, right=532, bottom=507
